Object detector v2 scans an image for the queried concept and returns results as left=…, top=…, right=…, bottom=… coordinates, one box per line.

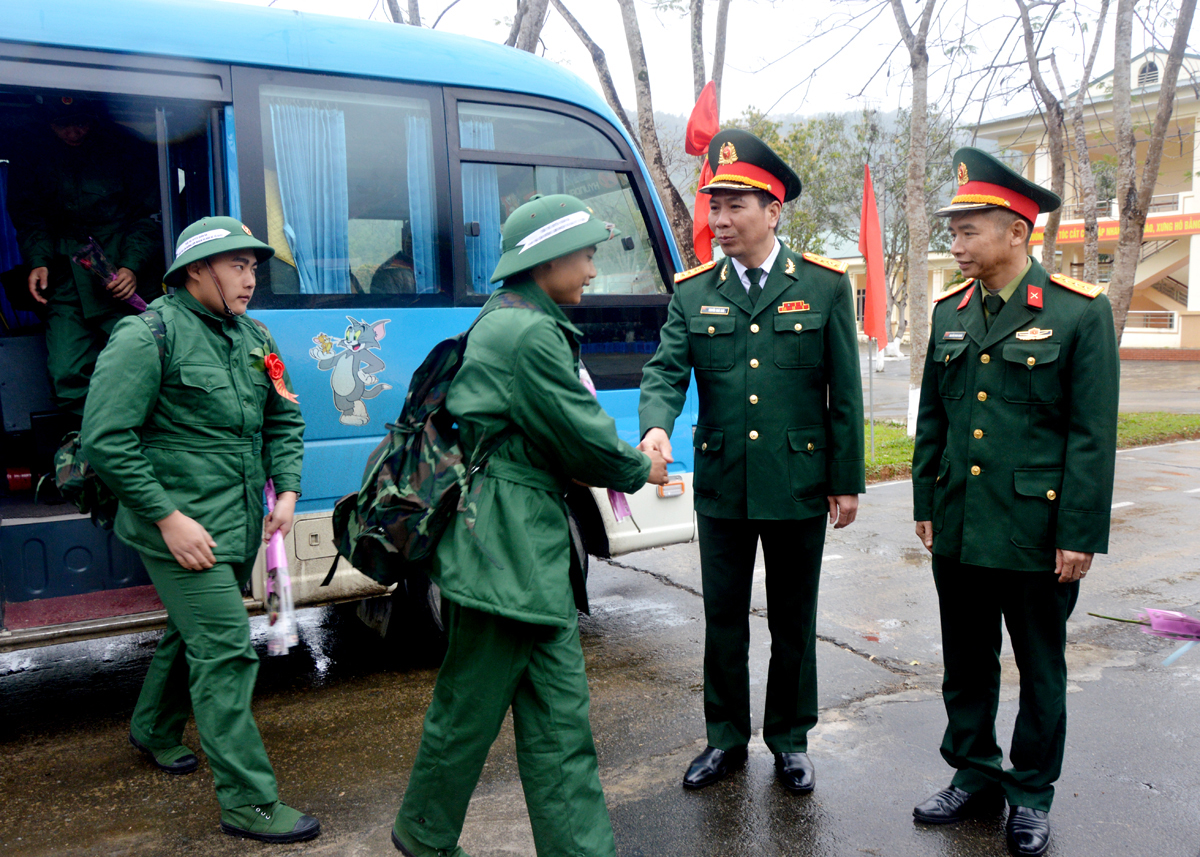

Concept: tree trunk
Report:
left=1109, top=0, right=1197, bottom=342
left=385, top=0, right=404, bottom=23
left=711, top=0, right=731, bottom=114
left=615, top=0, right=699, bottom=268
left=889, top=0, right=936, bottom=433
left=507, top=0, right=550, bottom=52
left=690, top=0, right=705, bottom=102
left=407, top=0, right=422, bottom=26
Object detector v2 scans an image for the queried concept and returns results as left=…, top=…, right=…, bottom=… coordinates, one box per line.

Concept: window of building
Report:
left=1138, top=61, right=1159, bottom=87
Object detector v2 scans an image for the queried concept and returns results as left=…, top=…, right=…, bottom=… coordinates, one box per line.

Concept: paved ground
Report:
left=2, top=439, right=1200, bottom=856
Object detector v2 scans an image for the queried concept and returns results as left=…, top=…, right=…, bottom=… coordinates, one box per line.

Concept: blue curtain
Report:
left=406, top=115, right=437, bottom=294
left=460, top=120, right=501, bottom=293
left=270, top=100, right=350, bottom=294
left=0, top=161, right=37, bottom=330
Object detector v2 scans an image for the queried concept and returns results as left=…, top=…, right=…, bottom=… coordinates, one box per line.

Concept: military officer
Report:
left=392, top=195, right=668, bottom=857
left=638, top=129, right=865, bottom=794
left=911, top=148, right=1119, bottom=857
left=82, top=217, right=319, bottom=844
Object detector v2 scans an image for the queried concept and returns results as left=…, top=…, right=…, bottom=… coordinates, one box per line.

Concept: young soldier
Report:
left=638, top=129, right=865, bottom=793
left=81, top=217, right=319, bottom=844
left=911, top=148, right=1119, bottom=857
left=392, top=195, right=669, bottom=857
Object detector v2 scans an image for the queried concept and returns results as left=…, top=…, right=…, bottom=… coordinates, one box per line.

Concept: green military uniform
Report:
left=395, top=197, right=651, bottom=857
left=912, top=148, right=1119, bottom=814
left=81, top=221, right=305, bottom=814
left=10, top=107, right=161, bottom=417
left=639, top=130, right=864, bottom=758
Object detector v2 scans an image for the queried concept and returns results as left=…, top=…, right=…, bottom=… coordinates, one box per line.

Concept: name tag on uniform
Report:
left=778, top=301, right=810, bottom=313
left=700, top=305, right=729, bottom=315
left=943, top=331, right=966, bottom=340
left=1015, top=328, right=1053, bottom=340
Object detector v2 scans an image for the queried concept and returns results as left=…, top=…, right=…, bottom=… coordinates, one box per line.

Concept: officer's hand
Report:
left=638, top=427, right=674, bottom=464
left=108, top=267, right=137, bottom=300
left=27, top=266, right=49, bottom=305
left=915, top=520, right=934, bottom=553
left=156, top=511, right=217, bottom=570
left=264, top=491, right=297, bottom=542
left=1055, top=548, right=1093, bottom=583
left=646, top=446, right=670, bottom=486
left=827, top=494, right=858, bottom=529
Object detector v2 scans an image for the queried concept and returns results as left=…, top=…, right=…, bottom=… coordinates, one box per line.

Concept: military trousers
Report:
left=45, top=295, right=126, bottom=417
left=397, top=601, right=614, bottom=857
left=932, top=554, right=1079, bottom=812
left=697, top=512, right=826, bottom=754
left=131, top=553, right=278, bottom=810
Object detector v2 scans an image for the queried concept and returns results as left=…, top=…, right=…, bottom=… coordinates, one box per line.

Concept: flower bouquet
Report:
left=72, top=237, right=148, bottom=312
left=1088, top=609, right=1200, bottom=665
left=264, top=479, right=298, bottom=656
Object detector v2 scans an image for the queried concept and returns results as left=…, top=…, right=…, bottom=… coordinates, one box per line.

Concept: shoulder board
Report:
left=934, top=279, right=974, bottom=303
left=674, top=260, right=717, bottom=283
left=1049, top=273, right=1104, bottom=298
left=801, top=252, right=849, bottom=274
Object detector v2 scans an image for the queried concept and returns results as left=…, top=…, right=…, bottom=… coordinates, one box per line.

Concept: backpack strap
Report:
left=137, top=309, right=168, bottom=369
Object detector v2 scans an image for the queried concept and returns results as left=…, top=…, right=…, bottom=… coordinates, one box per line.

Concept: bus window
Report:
left=461, top=164, right=663, bottom=297
left=458, top=102, right=620, bottom=160
left=257, top=84, right=442, bottom=299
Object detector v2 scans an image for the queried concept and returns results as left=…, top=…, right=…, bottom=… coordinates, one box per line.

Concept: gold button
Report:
left=807, top=442, right=815, bottom=451
left=749, top=430, right=759, bottom=440
left=1027, top=356, right=1036, bottom=366
left=701, top=442, right=707, bottom=451
left=750, top=323, right=760, bottom=333
left=1046, top=489, right=1057, bottom=501
left=971, top=465, right=981, bottom=476
left=980, top=354, right=990, bottom=364
left=794, top=323, right=803, bottom=331
left=749, top=394, right=759, bottom=404
left=977, top=391, right=987, bottom=402
left=707, top=325, right=715, bottom=334
left=973, top=429, right=983, bottom=439
left=945, top=354, right=951, bottom=364
left=750, top=358, right=759, bottom=368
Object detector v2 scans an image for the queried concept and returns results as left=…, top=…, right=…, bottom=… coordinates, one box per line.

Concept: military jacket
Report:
left=433, top=277, right=651, bottom=628
left=9, top=123, right=161, bottom=318
left=82, top=290, right=305, bottom=562
left=639, top=243, right=865, bottom=520
left=912, top=258, right=1119, bottom=571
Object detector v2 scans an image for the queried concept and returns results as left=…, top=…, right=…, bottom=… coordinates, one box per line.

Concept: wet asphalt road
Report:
left=3, top=372, right=1200, bottom=856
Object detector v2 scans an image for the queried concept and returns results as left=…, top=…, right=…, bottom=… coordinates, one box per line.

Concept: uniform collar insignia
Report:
left=1015, top=328, right=1053, bottom=340
left=784, top=257, right=796, bottom=275
left=719, top=263, right=728, bottom=282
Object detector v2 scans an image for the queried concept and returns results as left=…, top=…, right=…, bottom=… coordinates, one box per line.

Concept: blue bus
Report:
left=0, top=0, right=700, bottom=652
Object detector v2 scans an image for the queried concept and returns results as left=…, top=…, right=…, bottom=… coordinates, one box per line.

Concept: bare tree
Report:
left=506, top=0, right=551, bottom=52
left=711, top=0, right=731, bottom=114
left=889, top=0, right=937, bottom=432
left=408, top=0, right=422, bottom=26
left=690, top=0, right=705, bottom=101
left=385, top=0, right=404, bottom=23
left=1015, top=0, right=1066, bottom=275
left=1108, top=0, right=1197, bottom=341
left=551, top=0, right=640, bottom=146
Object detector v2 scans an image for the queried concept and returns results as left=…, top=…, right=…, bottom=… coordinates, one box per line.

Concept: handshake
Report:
left=637, top=427, right=673, bottom=487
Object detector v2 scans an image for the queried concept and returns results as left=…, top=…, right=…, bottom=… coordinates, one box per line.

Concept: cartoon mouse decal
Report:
left=309, top=318, right=392, bottom=426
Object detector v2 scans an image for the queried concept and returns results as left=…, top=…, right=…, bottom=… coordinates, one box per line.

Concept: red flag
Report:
left=859, top=164, right=888, bottom=350
left=686, top=82, right=719, bottom=263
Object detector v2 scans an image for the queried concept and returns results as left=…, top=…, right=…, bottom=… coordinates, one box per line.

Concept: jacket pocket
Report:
left=933, top=341, right=969, bottom=400
left=786, top=425, right=826, bottom=501
left=176, top=362, right=235, bottom=426
left=688, top=316, right=736, bottom=371
left=1011, top=468, right=1063, bottom=549
left=692, top=425, right=723, bottom=499
left=772, top=311, right=824, bottom=368
left=1002, top=343, right=1062, bottom=404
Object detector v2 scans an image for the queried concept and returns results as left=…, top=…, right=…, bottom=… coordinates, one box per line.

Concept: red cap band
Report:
left=950, top=180, right=1039, bottom=223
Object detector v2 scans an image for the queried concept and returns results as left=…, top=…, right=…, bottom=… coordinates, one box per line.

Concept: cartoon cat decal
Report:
left=309, top=318, right=392, bottom=426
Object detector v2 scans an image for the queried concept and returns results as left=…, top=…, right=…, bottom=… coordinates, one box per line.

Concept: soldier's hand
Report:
left=638, top=427, right=674, bottom=464
left=108, top=267, right=137, bottom=300
left=27, top=266, right=49, bottom=305
left=646, top=446, right=670, bottom=485
left=264, top=491, right=297, bottom=542
left=827, top=494, right=858, bottom=529
left=156, top=511, right=217, bottom=570
left=915, top=520, right=934, bottom=553
left=1055, top=548, right=1093, bottom=583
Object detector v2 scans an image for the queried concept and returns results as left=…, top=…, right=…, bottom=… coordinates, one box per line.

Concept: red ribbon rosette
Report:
left=263, top=352, right=299, bottom=403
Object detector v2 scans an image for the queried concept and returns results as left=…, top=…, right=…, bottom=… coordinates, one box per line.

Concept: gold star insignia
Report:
left=957, top=162, right=969, bottom=186
left=718, top=142, right=738, bottom=165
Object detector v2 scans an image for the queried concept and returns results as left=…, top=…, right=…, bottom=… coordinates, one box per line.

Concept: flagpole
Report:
left=868, top=337, right=876, bottom=460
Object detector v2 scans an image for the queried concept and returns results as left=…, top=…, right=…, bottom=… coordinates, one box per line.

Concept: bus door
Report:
left=0, top=45, right=231, bottom=650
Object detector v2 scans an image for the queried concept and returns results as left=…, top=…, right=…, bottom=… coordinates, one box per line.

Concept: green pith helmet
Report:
left=490, top=194, right=619, bottom=284
left=164, top=216, right=275, bottom=286
left=700, top=128, right=802, bottom=203
left=935, top=147, right=1061, bottom=223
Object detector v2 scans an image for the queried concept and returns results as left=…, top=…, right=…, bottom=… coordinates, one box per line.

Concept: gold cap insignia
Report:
left=957, top=162, right=969, bottom=186
left=242, top=224, right=253, bottom=236
left=718, top=142, right=738, bottom=166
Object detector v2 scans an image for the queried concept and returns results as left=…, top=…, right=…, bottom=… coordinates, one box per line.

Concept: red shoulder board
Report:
left=801, top=251, right=849, bottom=273
left=934, top=279, right=974, bottom=303
left=674, top=260, right=717, bottom=283
left=1049, top=273, right=1104, bottom=298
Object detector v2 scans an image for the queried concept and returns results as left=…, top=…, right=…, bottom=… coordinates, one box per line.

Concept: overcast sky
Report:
left=214, top=0, right=1190, bottom=126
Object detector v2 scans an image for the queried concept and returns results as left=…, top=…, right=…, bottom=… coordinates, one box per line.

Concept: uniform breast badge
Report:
left=1015, top=328, right=1053, bottom=341
left=778, top=301, right=810, bottom=313
left=943, top=331, right=967, bottom=340
left=700, top=306, right=730, bottom=315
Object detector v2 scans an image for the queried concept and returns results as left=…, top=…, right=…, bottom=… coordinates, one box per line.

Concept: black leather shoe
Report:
left=774, top=752, right=815, bottom=793
left=913, top=783, right=1004, bottom=824
left=682, top=745, right=747, bottom=789
left=1006, top=806, right=1050, bottom=856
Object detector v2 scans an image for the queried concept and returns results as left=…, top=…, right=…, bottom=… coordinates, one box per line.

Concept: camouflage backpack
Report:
left=327, top=293, right=544, bottom=587
left=41, top=310, right=168, bottom=528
